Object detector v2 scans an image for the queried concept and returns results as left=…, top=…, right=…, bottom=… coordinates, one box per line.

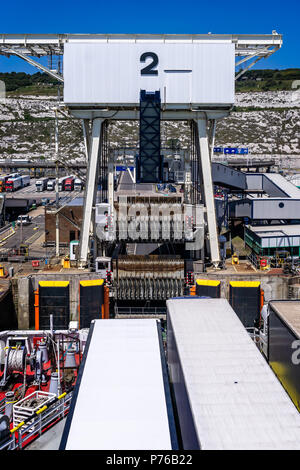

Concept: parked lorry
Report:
left=266, top=300, right=300, bottom=412
left=36, top=178, right=49, bottom=192
left=21, top=174, right=30, bottom=187
left=0, top=175, right=11, bottom=192
left=58, top=176, right=74, bottom=191
left=46, top=179, right=55, bottom=191
left=65, top=176, right=75, bottom=191
left=167, top=297, right=300, bottom=450
left=0, top=176, right=5, bottom=193
left=74, top=178, right=83, bottom=191
left=5, top=176, right=23, bottom=192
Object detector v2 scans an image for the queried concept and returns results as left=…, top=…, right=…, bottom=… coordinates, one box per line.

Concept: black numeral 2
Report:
left=140, top=52, right=158, bottom=75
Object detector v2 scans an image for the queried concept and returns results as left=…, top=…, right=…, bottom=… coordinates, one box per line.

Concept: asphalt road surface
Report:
left=2, top=214, right=44, bottom=249
left=117, top=171, right=154, bottom=194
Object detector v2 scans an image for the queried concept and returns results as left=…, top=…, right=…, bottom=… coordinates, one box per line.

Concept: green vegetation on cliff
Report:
left=236, top=68, right=300, bottom=92
left=0, top=71, right=59, bottom=95
left=0, top=68, right=300, bottom=95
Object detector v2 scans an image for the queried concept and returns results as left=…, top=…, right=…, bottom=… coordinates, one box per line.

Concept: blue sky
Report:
left=0, top=0, right=298, bottom=73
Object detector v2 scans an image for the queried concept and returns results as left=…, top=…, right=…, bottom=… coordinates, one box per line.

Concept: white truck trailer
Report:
left=21, top=174, right=30, bottom=187
left=46, top=179, right=55, bottom=191
left=36, top=178, right=49, bottom=192
left=74, top=178, right=83, bottom=191
left=58, top=176, right=71, bottom=191
left=167, top=298, right=300, bottom=450
left=60, top=319, right=177, bottom=450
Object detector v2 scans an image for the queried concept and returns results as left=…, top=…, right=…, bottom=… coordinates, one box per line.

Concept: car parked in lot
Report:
left=17, top=215, right=32, bottom=226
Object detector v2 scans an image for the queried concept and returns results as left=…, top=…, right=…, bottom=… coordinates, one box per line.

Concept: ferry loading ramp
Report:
left=60, top=318, right=177, bottom=450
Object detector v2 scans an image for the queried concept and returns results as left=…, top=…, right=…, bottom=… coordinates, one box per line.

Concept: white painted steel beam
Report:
left=0, top=47, right=64, bottom=82
left=196, top=118, right=220, bottom=267
left=127, top=166, right=136, bottom=183
left=108, top=161, right=114, bottom=217
left=209, top=119, right=216, bottom=159
left=78, top=118, right=103, bottom=266
left=235, top=54, right=273, bottom=80
left=82, top=119, right=91, bottom=164
left=0, top=33, right=282, bottom=82
left=0, top=33, right=282, bottom=55
left=69, top=109, right=230, bottom=121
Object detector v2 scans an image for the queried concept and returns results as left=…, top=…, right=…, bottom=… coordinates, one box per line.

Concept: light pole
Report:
left=20, top=216, right=23, bottom=246
left=54, top=107, right=59, bottom=258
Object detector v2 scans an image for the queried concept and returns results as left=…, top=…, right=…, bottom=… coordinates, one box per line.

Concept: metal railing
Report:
left=247, top=252, right=258, bottom=269
left=0, top=391, right=73, bottom=451
left=0, top=385, right=23, bottom=415
left=115, top=306, right=167, bottom=317
left=246, top=327, right=261, bottom=347
left=0, top=399, right=6, bottom=415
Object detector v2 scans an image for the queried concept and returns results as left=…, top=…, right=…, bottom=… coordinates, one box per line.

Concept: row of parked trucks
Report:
left=0, top=173, right=30, bottom=192
left=36, top=176, right=83, bottom=192
left=0, top=174, right=83, bottom=193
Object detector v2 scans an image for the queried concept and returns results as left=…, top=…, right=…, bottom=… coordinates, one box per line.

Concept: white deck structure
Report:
left=60, top=319, right=176, bottom=450
left=167, top=298, right=300, bottom=450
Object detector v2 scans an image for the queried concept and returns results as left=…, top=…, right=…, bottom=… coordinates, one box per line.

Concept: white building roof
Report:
left=246, top=173, right=300, bottom=199
left=249, top=224, right=300, bottom=237
left=265, top=173, right=300, bottom=198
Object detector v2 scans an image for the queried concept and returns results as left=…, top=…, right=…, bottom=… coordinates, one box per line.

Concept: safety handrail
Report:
left=0, top=391, right=73, bottom=451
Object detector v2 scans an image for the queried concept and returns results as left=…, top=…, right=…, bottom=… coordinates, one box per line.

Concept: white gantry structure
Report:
left=0, top=33, right=282, bottom=267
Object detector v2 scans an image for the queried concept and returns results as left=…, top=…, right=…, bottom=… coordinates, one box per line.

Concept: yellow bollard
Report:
left=63, top=257, right=70, bottom=269
left=231, top=253, right=239, bottom=265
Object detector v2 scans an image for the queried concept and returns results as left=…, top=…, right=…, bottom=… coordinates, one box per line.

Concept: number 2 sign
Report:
left=140, top=52, right=159, bottom=76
